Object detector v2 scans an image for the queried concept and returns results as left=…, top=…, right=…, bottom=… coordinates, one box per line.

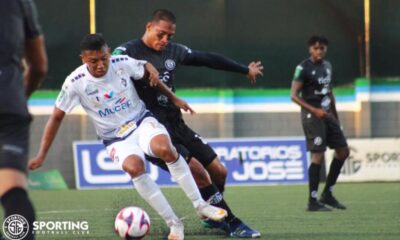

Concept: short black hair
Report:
left=80, top=33, right=107, bottom=51
left=308, top=35, right=329, bottom=46
left=151, top=9, right=176, bottom=24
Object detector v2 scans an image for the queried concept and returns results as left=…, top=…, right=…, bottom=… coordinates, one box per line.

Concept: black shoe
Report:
left=320, top=192, right=347, bottom=210
left=307, top=200, right=332, bottom=212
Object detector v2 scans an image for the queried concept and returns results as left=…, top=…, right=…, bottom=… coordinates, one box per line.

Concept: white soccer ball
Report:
left=114, top=206, right=151, bottom=239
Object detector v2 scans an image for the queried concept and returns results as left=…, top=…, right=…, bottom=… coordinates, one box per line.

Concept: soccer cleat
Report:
left=202, top=219, right=231, bottom=235
left=167, top=219, right=184, bottom=240
left=307, top=200, right=332, bottom=212
left=196, top=201, right=228, bottom=222
left=320, top=192, right=347, bottom=210
left=230, top=222, right=261, bottom=238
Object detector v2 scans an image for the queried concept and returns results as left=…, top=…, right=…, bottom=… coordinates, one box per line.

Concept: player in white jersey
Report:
left=28, top=34, right=227, bottom=240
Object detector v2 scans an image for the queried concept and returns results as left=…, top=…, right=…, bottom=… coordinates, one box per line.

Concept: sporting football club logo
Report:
left=164, top=59, right=176, bottom=70
left=2, top=214, right=29, bottom=240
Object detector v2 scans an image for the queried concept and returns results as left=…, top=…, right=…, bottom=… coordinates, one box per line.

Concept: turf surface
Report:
left=1, top=182, right=399, bottom=239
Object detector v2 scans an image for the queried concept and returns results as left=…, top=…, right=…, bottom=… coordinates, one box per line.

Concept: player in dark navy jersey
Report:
left=0, top=0, right=48, bottom=239
left=291, top=36, right=349, bottom=212
left=113, top=9, right=263, bottom=238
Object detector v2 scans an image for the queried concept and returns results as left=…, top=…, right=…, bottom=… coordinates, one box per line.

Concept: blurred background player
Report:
left=28, top=34, right=227, bottom=240
left=291, top=35, right=350, bottom=212
left=0, top=0, right=48, bottom=239
left=113, top=8, right=262, bottom=238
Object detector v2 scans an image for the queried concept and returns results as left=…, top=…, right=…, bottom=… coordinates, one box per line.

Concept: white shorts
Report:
left=105, top=117, right=169, bottom=170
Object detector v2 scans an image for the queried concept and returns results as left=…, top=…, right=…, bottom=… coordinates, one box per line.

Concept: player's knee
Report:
left=156, top=145, right=177, bottom=163
left=336, top=147, right=350, bottom=161
left=122, top=156, right=145, bottom=178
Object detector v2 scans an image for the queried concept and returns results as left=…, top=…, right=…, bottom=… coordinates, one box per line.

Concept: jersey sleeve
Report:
left=293, top=64, right=305, bottom=82
left=174, top=43, right=193, bottom=63
left=182, top=50, right=249, bottom=74
left=112, top=45, right=128, bottom=55
left=20, top=0, right=42, bottom=39
left=123, top=57, right=147, bottom=80
left=55, top=79, right=80, bottom=113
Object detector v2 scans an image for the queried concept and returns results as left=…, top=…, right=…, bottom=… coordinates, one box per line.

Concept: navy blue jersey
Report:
left=114, top=39, right=249, bottom=123
left=0, top=0, right=42, bottom=116
left=293, top=58, right=333, bottom=111
left=114, top=40, right=194, bottom=123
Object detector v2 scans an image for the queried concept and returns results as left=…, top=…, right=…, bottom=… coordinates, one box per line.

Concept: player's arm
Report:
left=153, top=80, right=195, bottom=114
left=28, top=107, right=65, bottom=170
left=291, top=80, right=328, bottom=119
left=182, top=50, right=263, bottom=84
left=24, top=35, right=48, bottom=97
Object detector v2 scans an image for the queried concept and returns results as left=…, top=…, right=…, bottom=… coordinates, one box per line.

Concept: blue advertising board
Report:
left=73, top=138, right=308, bottom=189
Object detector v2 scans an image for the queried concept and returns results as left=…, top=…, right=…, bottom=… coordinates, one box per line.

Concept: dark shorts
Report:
left=146, top=118, right=217, bottom=170
left=301, top=110, right=348, bottom=152
left=0, top=114, right=31, bottom=173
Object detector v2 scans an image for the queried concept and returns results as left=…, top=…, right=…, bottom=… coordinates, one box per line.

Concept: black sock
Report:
left=324, top=157, right=345, bottom=193
left=215, top=183, right=225, bottom=195
left=309, top=163, right=321, bottom=202
left=1, top=187, right=35, bottom=240
left=199, top=184, right=240, bottom=225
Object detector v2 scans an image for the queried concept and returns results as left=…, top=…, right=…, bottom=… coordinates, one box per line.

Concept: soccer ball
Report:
left=114, top=206, right=151, bottom=239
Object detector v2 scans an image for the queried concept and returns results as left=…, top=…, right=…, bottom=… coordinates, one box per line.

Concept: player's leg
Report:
left=205, top=157, right=227, bottom=194
left=320, top=116, right=349, bottom=209
left=307, top=152, right=330, bottom=211
left=138, top=117, right=227, bottom=222
left=172, top=122, right=260, bottom=237
left=106, top=140, right=183, bottom=240
left=302, top=111, right=331, bottom=211
left=0, top=115, right=35, bottom=240
left=172, top=121, right=228, bottom=194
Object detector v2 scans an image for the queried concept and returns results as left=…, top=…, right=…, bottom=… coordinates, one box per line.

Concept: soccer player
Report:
left=291, top=36, right=350, bottom=211
left=29, top=33, right=227, bottom=240
left=113, top=9, right=263, bottom=238
left=0, top=0, right=48, bottom=239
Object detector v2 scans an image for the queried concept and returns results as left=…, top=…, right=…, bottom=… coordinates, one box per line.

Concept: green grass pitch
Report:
left=2, top=183, right=399, bottom=239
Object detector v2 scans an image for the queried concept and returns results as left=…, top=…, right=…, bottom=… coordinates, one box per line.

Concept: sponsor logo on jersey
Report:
left=104, top=91, right=114, bottom=99
left=121, top=78, right=127, bottom=87
left=98, top=100, right=132, bottom=117
left=85, top=84, right=99, bottom=96
left=115, top=97, right=126, bottom=104
left=165, top=59, right=176, bottom=70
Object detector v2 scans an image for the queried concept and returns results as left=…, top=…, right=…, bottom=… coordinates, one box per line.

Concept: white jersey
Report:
left=56, top=55, right=148, bottom=140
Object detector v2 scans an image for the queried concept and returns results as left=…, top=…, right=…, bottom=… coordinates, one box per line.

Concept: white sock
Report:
left=167, top=155, right=204, bottom=208
left=132, top=174, right=178, bottom=223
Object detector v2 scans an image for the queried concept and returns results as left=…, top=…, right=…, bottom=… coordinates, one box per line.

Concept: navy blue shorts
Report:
left=301, top=110, right=348, bottom=152
left=0, top=114, right=31, bottom=173
left=146, top=118, right=217, bottom=171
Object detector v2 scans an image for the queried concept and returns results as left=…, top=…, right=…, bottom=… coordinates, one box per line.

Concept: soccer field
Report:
left=2, top=182, right=397, bottom=240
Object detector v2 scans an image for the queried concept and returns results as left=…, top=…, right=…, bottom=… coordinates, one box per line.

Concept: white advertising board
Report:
left=326, top=138, right=400, bottom=182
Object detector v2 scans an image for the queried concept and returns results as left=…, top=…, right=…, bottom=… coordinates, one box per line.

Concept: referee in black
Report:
left=0, top=0, right=47, bottom=239
left=113, top=9, right=262, bottom=238
left=291, top=36, right=349, bottom=211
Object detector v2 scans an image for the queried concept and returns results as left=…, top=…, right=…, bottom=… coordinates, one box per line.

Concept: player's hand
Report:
left=312, top=108, right=329, bottom=119
left=28, top=156, right=45, bottom=170
left=144, top=63, right=160, bottom=87
left=171, top=97, right=196, bottom=115
left=247, top=61, right=263, bottom=84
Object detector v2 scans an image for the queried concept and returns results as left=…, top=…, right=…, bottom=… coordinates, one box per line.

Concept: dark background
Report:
left=35, top=0, right=398, bottom=89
